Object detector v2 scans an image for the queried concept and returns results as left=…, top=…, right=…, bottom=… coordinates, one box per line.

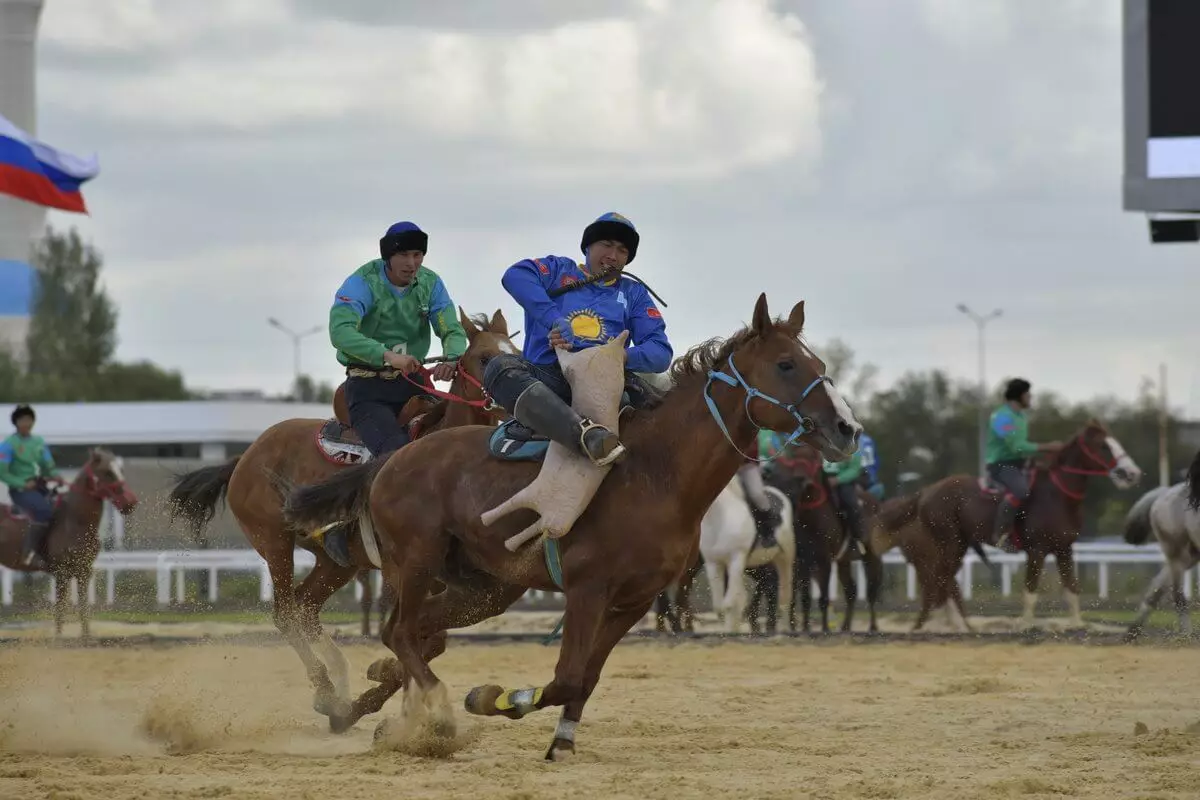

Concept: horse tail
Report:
left=282, top=459, right=386, bottom=532
left=968, top=538, right=992, bottom=568
left=1187, top=448, right=1200, bottom=511
left=168, top=457, right=240, bottom=541
left=1124, top=485, right=1168, bottom=545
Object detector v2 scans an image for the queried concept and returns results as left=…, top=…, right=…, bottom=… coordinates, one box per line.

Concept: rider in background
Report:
left=483, top=212, right=672, bottom=466
left=986, top=378, right=1063, bottom=552
left=0, top=404, right=63, bottom=569
left=823, top=447, right=867, bottom=560
left=315, top=220, right=467, bottom=565
left=856, top=431, right=884, bottom=500
left=739, top=437, right=781, bottom=549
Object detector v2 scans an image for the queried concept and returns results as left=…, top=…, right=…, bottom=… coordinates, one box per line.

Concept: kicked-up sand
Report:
left=1, top=634, right=1198, bottom=799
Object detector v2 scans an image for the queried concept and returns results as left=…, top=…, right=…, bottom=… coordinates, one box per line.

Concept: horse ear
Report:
left=751, top=293, right=772, bottom=337
left=459, top=306, right=480, bottom=340
left=787, top=301, right=806, bottom=330
left=489, top=308, right=509, bottom=336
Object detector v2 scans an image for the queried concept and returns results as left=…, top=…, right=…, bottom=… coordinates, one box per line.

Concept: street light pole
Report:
left=956, top=303, right=1003, bottom=479
left=267, top=317, right=323, bottom=392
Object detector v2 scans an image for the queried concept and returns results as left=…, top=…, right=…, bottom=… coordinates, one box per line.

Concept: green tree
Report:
left=25, top=228, right=117, bottom=395
left=0, top=226, right=197, bottom=403
left=291, top=375, right=335, bottom=403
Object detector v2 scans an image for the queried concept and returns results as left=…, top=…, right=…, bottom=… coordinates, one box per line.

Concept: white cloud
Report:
left=40, top=0, right=822, bottom=181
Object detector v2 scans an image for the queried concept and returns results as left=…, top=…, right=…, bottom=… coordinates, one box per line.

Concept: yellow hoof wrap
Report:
left=494, top=686, right=543, bottom=718
left=308, top=520, right=341, bottom=544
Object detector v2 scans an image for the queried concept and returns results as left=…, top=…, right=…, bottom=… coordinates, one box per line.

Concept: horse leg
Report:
left=1022, top=551, right=1046, bottom=628
left=837, top=559, right=857, bottom=633
left=797, top=555, right=812, bottom=632
left=1168, top=553, right=1197, bottom=637
left=817, top=557, right=832, bottom=634
left=1053, top=548, right=1084, bottom=629
left=1126, top=564, right=1172, bottom=640
left=677, top=564, right=699, bottom=633
left=262, top=546, right=340, bottom=720
left=945, top=576, right=971, bottom=633
left=541, top=599, right=656, bottom=761
left=294, top=556, right=360, bottom=724
left=912, top=560, right=939, bottom=632
left=77, top=571, right=93, bottom=640
left=864, top=554, right=883, bottom=633
left=725, top=550, right=749, bottom=634
left=704, top=559, right=727, bottom=627
left=53, top=573, right=69, bottom=637
left=465, top=581, right=612, bottom=737
left=773, top=547, right=793, bottom=637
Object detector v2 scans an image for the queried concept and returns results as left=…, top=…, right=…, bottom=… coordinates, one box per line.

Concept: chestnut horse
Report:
left=747, top=444, right=884, bottom=633
left=871, top=420, right=1142, bottom=631
left=167, top=309, right=513, bottom=722
left=0, top=449, right=138, bottom=637
left=282, top=294, right=863, bottom=758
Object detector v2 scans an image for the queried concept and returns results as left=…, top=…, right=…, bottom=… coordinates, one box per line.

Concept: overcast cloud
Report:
left=26, top=0, right=1200, bottom=414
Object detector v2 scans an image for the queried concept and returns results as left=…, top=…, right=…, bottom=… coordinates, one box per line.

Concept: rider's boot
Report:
left=993, top=499, right=1021, bottom=553
left=20, top=521, right=49, bottom=570
left=308, top=521, right=354, bottom=568
left=512, top=382, right=626, bottom=467
left=833, top=505, right=866, bottom=562
left=750, top=504, right=781, bottom=549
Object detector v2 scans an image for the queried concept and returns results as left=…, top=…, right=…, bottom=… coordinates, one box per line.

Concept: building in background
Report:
left=0, top=0, right=46, bottom=362
left=1, top=399, right=332, bottom=549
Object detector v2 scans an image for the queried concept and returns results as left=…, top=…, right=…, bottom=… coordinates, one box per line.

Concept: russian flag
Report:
left=0, top=113, right=98, bottom=214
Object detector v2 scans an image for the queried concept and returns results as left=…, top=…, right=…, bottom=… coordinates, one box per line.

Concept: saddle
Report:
left=317, top=384, right=442, bottom=465
left=486, top=391, right=636, bottom=462
left=977, top=469, right=1030, bottom=499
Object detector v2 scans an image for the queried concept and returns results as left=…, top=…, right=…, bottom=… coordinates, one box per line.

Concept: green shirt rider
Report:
left=822, top=449, right=866, bottom=560
left=1, top=404, right=64, bottom=569
left=311, top=220, right=468, bottom=566
left=986, top=378, right=1063, bottom=551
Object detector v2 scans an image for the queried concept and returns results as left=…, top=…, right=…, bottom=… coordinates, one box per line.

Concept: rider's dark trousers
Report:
left=9, top=489, right=53, bottom=522
left=345, top=373, right=430, bottom=458
left=834, top=482, right=865, bottom=539
left=483, top=354, right=658, bottom=415
left=987, top=460, right=1029, bottom=506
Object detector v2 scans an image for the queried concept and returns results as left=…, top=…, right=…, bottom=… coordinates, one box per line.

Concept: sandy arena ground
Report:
left=2, top=631, right=1199, bottom=800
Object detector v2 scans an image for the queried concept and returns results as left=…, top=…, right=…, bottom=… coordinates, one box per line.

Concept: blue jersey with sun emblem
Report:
left=501, top=255, right=673, bottom=373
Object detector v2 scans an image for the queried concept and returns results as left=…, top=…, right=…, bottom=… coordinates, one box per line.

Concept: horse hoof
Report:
left=314, top=695, right=353, bottom=720
left=544, top=738, right=576, bottom=762
left=329, top=712, right=357, bottom=734
left=464, top=685, right=505, bottom=717
left=367, top=657, right=398, bottom=683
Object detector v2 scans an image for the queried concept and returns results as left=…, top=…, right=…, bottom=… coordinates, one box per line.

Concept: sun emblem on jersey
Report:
left=565, top=309, right=606, bottom=343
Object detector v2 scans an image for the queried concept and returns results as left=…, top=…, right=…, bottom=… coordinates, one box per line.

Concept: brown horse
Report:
left=747, top=445, right=884, bottom=633
left=167, top=308, right=513, bottom=722
left=282, top=294, right=863, bottom=757
left=0, top=449, right=138, bottom=637
left=870, top=420, right=1142, bottom=631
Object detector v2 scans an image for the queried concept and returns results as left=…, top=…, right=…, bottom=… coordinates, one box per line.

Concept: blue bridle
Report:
left=703, top=353, right=832, bottom=464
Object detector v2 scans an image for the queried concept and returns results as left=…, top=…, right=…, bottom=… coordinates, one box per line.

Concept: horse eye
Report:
left=777, top=360, right=795, bottom=373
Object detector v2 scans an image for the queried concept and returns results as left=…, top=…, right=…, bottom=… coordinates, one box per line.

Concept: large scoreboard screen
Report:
left=1124, top=0, right=1200, bottom=214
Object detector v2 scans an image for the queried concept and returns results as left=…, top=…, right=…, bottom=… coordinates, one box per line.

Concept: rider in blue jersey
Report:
left=856, top=431, right=884, bottom=500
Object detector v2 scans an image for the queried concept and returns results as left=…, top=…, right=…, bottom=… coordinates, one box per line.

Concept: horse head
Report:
left=456, top=307, right=520, bottom=423
left=719, top=294, right=862, bottom=462
left=81, top=448, right=139, bottom=514
left=1059, top=419, right=1143, bottom=490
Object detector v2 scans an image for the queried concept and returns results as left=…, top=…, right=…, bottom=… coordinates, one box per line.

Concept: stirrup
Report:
left=308, top=520, right=343, bottom=544
left=577, top=419, right=626, bottom=467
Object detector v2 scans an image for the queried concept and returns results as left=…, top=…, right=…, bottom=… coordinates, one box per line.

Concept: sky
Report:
left=22, top=0, right=1200, bottom=415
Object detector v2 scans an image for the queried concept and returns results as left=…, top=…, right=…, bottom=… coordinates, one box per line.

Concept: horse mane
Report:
left=667, top=318, right=804, bottom=385
left=468, top=312, right=494, bottom=332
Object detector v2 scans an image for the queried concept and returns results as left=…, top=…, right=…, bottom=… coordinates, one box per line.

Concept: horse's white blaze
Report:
left=1106, top=435, right=1143, bottom=488
left=821, top=381, right=862, bottom=444
left=109, top=457, right=125, bottom=483
left=497, top=339, right=519, bottom=355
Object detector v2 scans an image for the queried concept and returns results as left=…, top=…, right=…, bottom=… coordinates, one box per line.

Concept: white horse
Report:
left=1124, top=450, right=1200, bottom=638
left=699, top=478, right=794, bottom=634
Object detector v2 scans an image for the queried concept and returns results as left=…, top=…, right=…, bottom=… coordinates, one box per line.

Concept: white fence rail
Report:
left=0, top=542, right=1193, bottom=609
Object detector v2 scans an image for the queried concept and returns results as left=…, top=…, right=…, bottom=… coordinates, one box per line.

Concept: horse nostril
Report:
left=837, top=420, right=856, bottom=441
